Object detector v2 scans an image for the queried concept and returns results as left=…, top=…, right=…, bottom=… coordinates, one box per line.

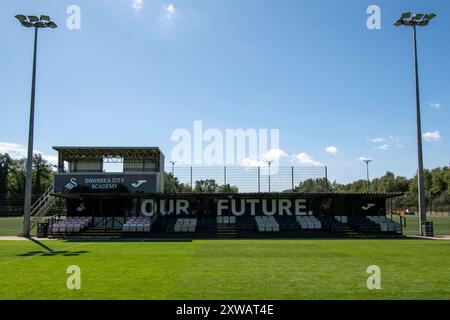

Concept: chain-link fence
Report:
left=387, top=194, right=450, bottom=236
left=0, top=194, right=65, bottom=217
left=166, top=165, right=327, bottom=193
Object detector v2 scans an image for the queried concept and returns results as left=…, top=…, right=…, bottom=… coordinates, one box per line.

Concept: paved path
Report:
left=406, top=235, right=450, bottom=240
left=0, top=236, right=57, bottom=241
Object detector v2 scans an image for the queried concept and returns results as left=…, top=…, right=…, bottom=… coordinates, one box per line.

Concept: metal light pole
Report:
left=15, top=15, right=57, bottom=237
left=363, top=159, right=372, bottom=192
left=170, top=161, right=176, bottom=175
left=394, top=12, right=436, bottom=236
left=267, top=161, right=272, bottom=193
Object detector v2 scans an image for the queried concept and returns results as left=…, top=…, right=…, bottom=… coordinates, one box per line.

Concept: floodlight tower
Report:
left=267, top=161, right=272, bottom=192
left=362, top=159, right=372, bottom=192
left=394, top=12, right=436, bottom=236
left=170, top=161, right=176, bottom=175
left=15, top=15, right=57, bottom=237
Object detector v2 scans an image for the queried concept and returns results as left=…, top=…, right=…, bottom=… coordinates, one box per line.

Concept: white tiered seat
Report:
left=367, top=216, right=401, bottom=232
left=174, top=218, right=197, bottom=233
left=122, top=216, right=155, bottom=232
left=51, top=216, right=92, bottom=234
left=255, top=216, right=279, bottom=232
left=296, top=215, right=322, bottom=230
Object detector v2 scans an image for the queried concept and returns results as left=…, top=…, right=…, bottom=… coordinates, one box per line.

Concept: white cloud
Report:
left=0, top=141, right=27, bottom=158
left=375, top=144, right=389, bottom=150
left=325, top=146, right=338, bottom=155
left=0, top=141, right=57, bottom=164
left=132, top=0, right=143, bottom=11
left=292, top=153, right=321, bottom=166
left=165, top=3, right=175, bottom=19
left=423, top=131, right=441, bottom=142
left=242, top=158, right=266, bottom=168
left=370, top=135, right=404, bottom=150
left=242, top=149, right=287, bottom=168
left=371, top=137, right=386, bottom=143
left=429, top=102, right=441, bottom=109
left=358, top=156, right=372, bottom=161
left=261, top=148, right=288, bottom=162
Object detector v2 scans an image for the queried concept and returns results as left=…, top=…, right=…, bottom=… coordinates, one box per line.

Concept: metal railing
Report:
left=165, top=165, right=327, bottom=193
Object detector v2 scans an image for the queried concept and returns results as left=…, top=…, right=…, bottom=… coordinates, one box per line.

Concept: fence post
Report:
left=224, top=166, right=227, bottom=185
left=190, top=166, right=193, bottom=191
left=291, top=166, right=294, bottom=191
left=257, top=166, right=261, bottom=193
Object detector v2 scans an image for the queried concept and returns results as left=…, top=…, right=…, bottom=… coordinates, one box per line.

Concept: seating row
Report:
left=51, top=216, right=92, bottom=233
left=174, top=218, right=197, bottom=232
left=123, top=216, right=155, bottom=232
left=255, top=216, right=279, bottom=232
left=217, top=216, right=236, bottom=225
left=367, top=216, right=401, bottom=232
left=334, top=216, right=348, bottom=224
left=296, top=216, right=322, bottom=229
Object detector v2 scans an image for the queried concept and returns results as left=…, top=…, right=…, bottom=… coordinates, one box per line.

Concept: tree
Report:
left=217, top=184, right=239, bottom=193
left=164, top=172, right=190, bottom=193
left=194, top=179, right=220, bottom=193
left=7, top=158, right=26, bottom=195
left=32, top=154, right=54, bottom=195
left=0, top=153, right=12, bottom=195
left=333, top=179, right=367, bottom=193
left=293, top=178, right=330, bottom=193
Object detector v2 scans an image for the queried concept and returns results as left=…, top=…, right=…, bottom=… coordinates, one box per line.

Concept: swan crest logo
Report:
left=65, top=178, right=78, bottom=190
left=362, top=203, right=376, bottom=211
left=77, top=203, right=86, bottom=212
left=132, top=180, right=147, bottom=188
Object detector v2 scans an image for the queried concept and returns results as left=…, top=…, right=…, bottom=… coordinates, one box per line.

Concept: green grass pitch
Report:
left=0, top=239, right=449, bottom=299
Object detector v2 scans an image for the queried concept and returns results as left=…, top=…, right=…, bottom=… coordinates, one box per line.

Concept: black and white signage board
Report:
left=54, top=173, right=159, bottom=194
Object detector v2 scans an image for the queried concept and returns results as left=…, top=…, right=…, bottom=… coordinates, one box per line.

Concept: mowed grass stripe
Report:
left=0, top=239, right=449, bottom=299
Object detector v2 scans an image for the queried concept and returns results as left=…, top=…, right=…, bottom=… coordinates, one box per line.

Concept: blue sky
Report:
left=0, top=0, right=448, bottom=183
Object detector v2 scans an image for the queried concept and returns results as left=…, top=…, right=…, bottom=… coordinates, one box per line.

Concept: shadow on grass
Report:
left=16, top=250, right=90, bottom=257
left=64, top=238, right=194, bottom=243
left=16, top=237, right=90, bottom=257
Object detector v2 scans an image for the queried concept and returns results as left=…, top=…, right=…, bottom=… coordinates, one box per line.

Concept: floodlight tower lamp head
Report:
left=27, top=15, right=39, bottom=22
left=394, top=12, right=437, bottom=27
left=424, top=13, right=437, bottom=20
left=394, top=19, right=404, bottom=26
left=401, top=12, right=412, bottom=20
left=15, top=14, right=57, bottom=29
left=15, top=14, right=27, bottom=22
left=412, top=14, right=425, bottom=21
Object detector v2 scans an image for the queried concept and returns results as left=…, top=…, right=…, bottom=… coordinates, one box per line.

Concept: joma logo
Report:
left=362, top=203, right=376, bottom=211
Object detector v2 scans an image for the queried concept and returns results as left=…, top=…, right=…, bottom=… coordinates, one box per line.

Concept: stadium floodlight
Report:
left=424, top=13, right=436, bottom=21
left=394, top=19, right=404, bottom=26
left=15, top=14, right=27, bottom=22
left=46, top=21, right=58, bottom=29
left=362, top=159, right=372, bottom=192
left=34, top=22, right=46, bottom=28
left=15, top=14, right=57, bottom=237
left=170, top=161, right=177, bottom=175
left=393, top=12, right=437, bottom=236
left=400, top=12, right=411, bottom=20
left=412, top=13, right=424, bottom=21
left=21, top=21, right=34, bottom=28
left=418, top=20, right=429, bottom=27
left=28, top=15, right=39, bottom=22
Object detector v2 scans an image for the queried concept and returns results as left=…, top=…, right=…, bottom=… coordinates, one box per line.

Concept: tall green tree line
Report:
left=0, top=153, right=54, bottom=198
left=293, top=167, right=450, bottom=210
